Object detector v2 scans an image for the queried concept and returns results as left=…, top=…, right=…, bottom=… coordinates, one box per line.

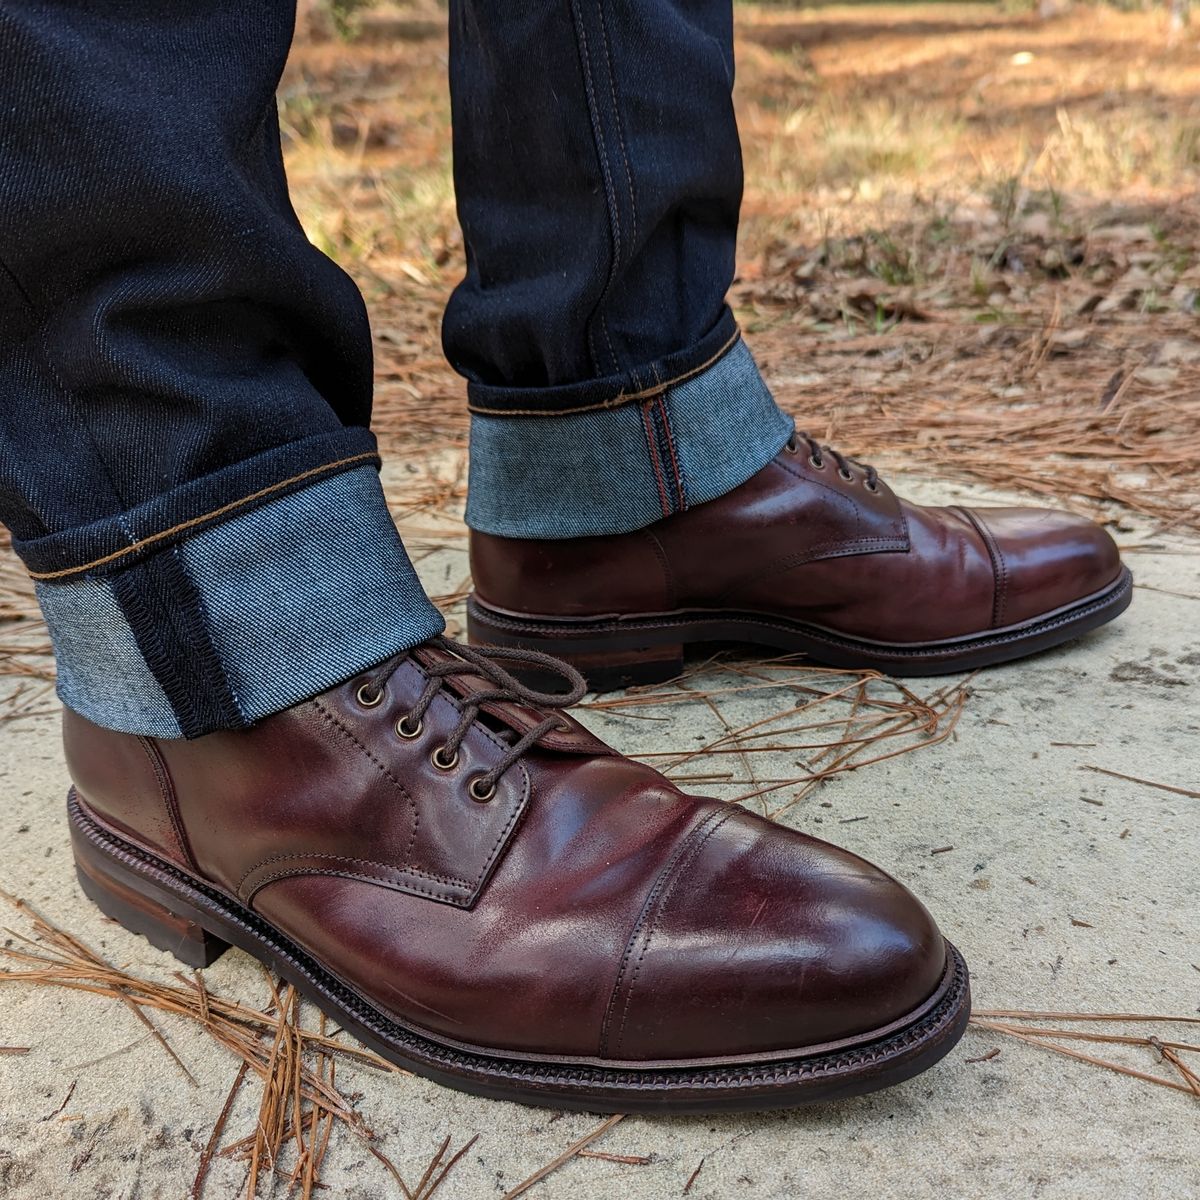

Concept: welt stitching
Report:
left=569, top=0, right=622, bottom=375
left=28, top=451, right=380, bottom=581
left=598, top=808, right=726, bottom=1056
left=309, top=697, right=420, bottom=870
left=467, top=329, right=741, bottom=415
left=135, top=736, right=199, bottom=873
left=640, top=401, right=672, bottom=518
left=479, top=569, right=1129, bottom=653
left=612, top=810, right=732, bottom=1058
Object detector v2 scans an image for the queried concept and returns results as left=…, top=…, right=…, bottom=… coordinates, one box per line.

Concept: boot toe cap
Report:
left=606, top=809, right=949, bottom=1062
left=970, top=507, right=1123, bottom=625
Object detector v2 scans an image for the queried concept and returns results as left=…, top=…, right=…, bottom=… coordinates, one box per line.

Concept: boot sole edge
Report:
left=69, top=791, right=971, bottom=1114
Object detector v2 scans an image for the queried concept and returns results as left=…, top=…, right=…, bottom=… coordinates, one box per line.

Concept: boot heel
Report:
left=73, top=835, right=229, bottom=969
left=467, top=597, right=684, bottom=692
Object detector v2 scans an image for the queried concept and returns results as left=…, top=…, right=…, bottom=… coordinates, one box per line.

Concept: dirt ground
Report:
left=1, top=4, right=1198, bottom=1198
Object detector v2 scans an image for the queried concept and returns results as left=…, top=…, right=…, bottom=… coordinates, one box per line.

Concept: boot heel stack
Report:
left=71, top=809, right=229, bottom=969
left=466, top=596, right=685, bottom=692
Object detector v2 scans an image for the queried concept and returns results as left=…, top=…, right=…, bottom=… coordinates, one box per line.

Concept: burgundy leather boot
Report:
left=66, top=637, right=969, bottom=1113
left=468, top=433, right=1131, bottom=688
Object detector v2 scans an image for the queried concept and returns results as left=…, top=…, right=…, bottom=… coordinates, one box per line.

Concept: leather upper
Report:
left=63, top=644, right=947, bottom=1063
left=470, top=448, right=1123, bottom=641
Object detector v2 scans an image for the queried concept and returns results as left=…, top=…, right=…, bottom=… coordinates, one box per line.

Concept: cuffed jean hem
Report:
left=34, top=465, right=444, bottom=739
left=12, top=426, right=381, bottom=579
left=464, top=336, right=795, bottom=539
left=464, top=307, right=740, bottom=416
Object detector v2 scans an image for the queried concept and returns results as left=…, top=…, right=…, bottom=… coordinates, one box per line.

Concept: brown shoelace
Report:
left=786, top=432, right=879, bottom=492
left=356, top=637, right=587, bottom=802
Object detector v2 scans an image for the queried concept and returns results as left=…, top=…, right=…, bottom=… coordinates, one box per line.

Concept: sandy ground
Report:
left=0, top=472, right=1197, bottom=1200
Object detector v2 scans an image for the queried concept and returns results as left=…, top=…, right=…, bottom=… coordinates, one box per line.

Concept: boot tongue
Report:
left=410, top=644, right=613, bottom=757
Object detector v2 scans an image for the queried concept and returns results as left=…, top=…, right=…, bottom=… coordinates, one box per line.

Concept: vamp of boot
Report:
left=66, top=636, right=969, bottom=1112
left=467, top=434, right=1131, bottom=689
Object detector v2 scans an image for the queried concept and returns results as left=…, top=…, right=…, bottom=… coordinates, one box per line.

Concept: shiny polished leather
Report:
left=470, top=447, right=1125, bottom=644
left=64, top=643, right=950, bottom=1065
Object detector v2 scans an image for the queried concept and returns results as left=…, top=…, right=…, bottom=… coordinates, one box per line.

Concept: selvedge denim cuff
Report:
left=465, top=336, right=795, bottom=538
left=33, top=464, right=444, bottom=739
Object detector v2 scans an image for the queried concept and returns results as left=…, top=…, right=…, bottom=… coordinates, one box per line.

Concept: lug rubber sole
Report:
left=467, top=565, right=1133, bottom=691
left=69, top=792, right=971, bottom=1114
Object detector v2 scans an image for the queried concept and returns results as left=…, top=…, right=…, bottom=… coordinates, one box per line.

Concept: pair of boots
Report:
left=66, top=444, right=1128, bottom=1112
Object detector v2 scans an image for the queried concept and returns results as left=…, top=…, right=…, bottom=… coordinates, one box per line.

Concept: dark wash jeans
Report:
left=0, top=1, right=791, bottom=738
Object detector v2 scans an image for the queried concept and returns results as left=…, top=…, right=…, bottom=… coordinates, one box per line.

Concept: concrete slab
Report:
left=1, top=471, right=1197, bottom=1199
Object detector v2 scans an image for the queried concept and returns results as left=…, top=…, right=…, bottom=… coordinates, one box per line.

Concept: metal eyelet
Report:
left=839, top=467, right=855, bottom=482
left=431, top=746, right=459, bottom=771
left=396, top=715, right=423, bottom=739
left=555, top=720, right=572, bottom=733
left=469, top=776, right=497, bottom=803
left=809, top=454, right=825, bottom=470
left=784, top=438, right=798, bottom=455
left=865, top=480, right=879, bottom=493
left=356, top=683, right=383, bottom=708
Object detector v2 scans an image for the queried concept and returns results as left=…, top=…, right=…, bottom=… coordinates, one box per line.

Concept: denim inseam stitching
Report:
left=639, top=401, right=672, bottom=518
left=648, top=363, right=685, bottom=513
left=466, top=328, right=741, bottom=416
left=123, top=547, right=246, bottom=735
left=106, top=565, right=201, bottom=735
left=648, top=399, right=681, bottom=514
left=660, top=386, right=689, bottom=510
left=569, top=0, right=623, bottom=376
left=596, top=1, right=637, bottom=249
left=28, top=450, right=380, bottom=581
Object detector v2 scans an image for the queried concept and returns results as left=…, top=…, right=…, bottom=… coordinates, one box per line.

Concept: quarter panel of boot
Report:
left=62, top=708, right=191, bottom=867
left=470, top=528, right=672, bottom=615
left=653, top=458, right=910, bottom=605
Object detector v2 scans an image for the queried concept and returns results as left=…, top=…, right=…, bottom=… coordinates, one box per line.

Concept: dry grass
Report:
left=967, top=1009, right=1200, bottom=1098
left=584, top=654, right=972, bottom=818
